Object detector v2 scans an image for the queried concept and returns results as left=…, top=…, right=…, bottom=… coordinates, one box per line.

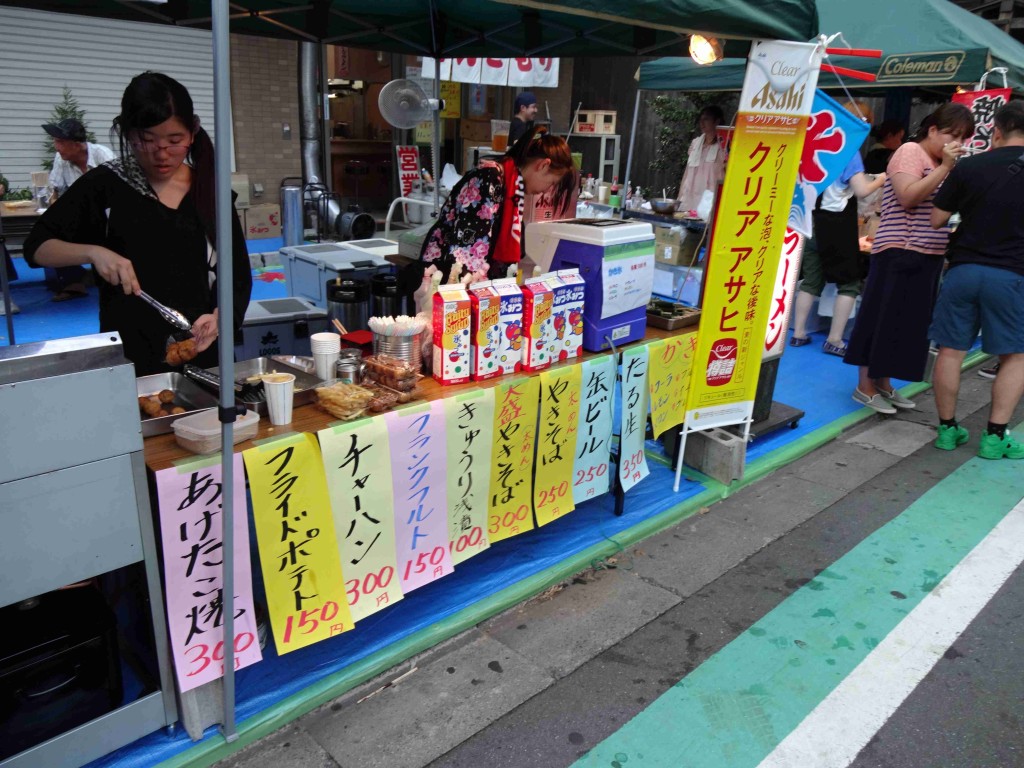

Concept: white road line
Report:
left=758, top=497, right=1024, bottom=768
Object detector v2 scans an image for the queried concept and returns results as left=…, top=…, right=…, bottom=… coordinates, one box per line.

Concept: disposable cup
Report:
left=314, top=351, right=340, bottom=380
left=310, top=331, right=341, bottom=353
left=262, top=372, right=295, bottom=426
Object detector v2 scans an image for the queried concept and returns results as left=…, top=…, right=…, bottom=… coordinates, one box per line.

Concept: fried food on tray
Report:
left=158, top=389, right=175, bottom=403
left=315, top=381, right=374, bottom=421
left=141, top=398, right=164, bottom=417
left=171, top=406, right=186, bottom=414
left=165, top=338, right=198, bottom=366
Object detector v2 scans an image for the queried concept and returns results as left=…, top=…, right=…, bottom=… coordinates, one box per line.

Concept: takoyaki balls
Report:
left=158, top=389, right=175, bottom=403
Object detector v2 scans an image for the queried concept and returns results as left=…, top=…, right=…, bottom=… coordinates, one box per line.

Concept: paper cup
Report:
left=262, top=373, right=295, bottom=426
left=310, top=331, right=341, bottom=353
left=314, top=351, right=340, bottom=380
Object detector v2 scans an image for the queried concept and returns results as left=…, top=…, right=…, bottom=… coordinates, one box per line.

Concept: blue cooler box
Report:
left=279, top=243, right=393, bottom=309
left=234, top=297, right=329, bottom=360
left=525, top=219, right=655, bottom=351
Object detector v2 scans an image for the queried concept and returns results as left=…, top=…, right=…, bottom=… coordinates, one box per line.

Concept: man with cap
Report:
left=42, top=118, right=115, bottom=301
left=509, top=91, right=538, bottom=145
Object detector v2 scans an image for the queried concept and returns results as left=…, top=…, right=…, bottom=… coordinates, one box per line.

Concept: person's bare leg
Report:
left=792, top=290, right=815, bottom=340
left=858, top=366, right=878, bottom=396
left=989, top=353, right=1024, bottom=424
left=828, top=294, right=856, bottom=346
left=933, top=346, right=967, bottom=421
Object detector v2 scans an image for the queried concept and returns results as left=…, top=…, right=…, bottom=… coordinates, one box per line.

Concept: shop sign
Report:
left=245, top=434, right=353, bottom=655
left=764, top=228, right=805, bottom=361
left=488, top=377, right=541, bottom=543
left=386, top=401, right=455, bottom=593
left=686, top=39, right=821, bottom=431
left=572, top=356, right=615, bottom=504
left=395, top=144, right=421, bottom=196
left=876, top=51, right=965, bottom=83
left=444, top=389, right=495, bottom=565
left=423, top=57, right=559, bottom=88
left=648, top=332, right=698, bottom=439
left=319, top=417, right=404, bottom=623
left=953, top=87, right=1012, bottom=153
left=156, top=455, right=262, bottom=691
left=440, top=80, right=462, bottom=119
left=534, top=365, right=581, bottom=526
left=620, top=344, right=651, bottom=493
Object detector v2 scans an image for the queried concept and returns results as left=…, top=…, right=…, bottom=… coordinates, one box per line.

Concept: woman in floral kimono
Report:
left=418, top=126, right=577, bottom=282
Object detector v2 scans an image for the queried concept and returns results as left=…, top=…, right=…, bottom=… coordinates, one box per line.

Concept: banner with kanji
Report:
left=534, top=365, right=581, bottom=526
left=423, top=57, right=559, bottom=88
left=686, top=39, right=821, bottom=431
left=789, top=91, right=870, bottom=237
left=952, top=88, right=1012, bottom=154
left=444, top=389, right=495, bottom=564
left=763, top=228, right=805, bottom=361
left=156, top=455, right=262, bottom=692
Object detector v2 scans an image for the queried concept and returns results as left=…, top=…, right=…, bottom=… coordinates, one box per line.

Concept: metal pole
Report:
left=0, top=215, right=15, bottom=345
left=623, top=90, right=641, bottom=198
left=212, top=0, right=238, bottom=743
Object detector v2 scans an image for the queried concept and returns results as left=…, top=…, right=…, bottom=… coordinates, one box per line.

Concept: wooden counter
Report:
left=142, top=323, right=697, bottom=473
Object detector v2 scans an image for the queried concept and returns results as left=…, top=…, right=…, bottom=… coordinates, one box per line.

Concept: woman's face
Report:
left=924, top=124, right=966, bottom=160
left=699, top=113, right=718, bottom=137
left=130, top=116, right=194, bottom=182
left=521, top=158, right=565, bottom=195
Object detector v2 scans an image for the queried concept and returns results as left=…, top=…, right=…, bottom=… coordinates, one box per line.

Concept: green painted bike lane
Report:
left=575, top=449, right=1024, bottom=768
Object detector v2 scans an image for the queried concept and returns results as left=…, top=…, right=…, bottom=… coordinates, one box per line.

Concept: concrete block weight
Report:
left=683, top=427, right=746, bottom=485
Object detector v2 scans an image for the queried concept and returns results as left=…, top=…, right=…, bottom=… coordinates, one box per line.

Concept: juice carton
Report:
left=552, top=269, right=586, bottom=361
left=432, top=284, right=472, bottom=385
left=520, top=276, right=555, bottom=373
left=491, top=277, right=524, bottom=375
left=468, top=280, right=503, bottom=381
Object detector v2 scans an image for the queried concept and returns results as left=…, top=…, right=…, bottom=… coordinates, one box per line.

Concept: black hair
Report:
left=994, top=100, right=1024, bottom=137
left=113, top=71, right=217, bottom=243
left=914, top=103, right=974, bottom=142
left=699, top=105, right=724, bottom=125
left=505, top=125, right=577, bottom=216
left=872, top=119, right=905, bottom=141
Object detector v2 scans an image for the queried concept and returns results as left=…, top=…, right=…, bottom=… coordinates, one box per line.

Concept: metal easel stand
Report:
left=0, top=212, right=17, bottom=345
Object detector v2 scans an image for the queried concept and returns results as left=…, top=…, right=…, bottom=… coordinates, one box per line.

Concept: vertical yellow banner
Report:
left=488, top=377, right=541, bottom=543
left=648, top=331, right=699, bottom=438
left=244, top=434, right=354, bottom=655
left=687, top=40, right=822, bottom=431
left=534, top=364, right=582, bottom=527
left=318, top=416, right=404, bottom=624
left=444, top=388, right=495, bottom=564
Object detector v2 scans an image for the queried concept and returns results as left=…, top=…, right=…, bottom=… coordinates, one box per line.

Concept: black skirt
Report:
left=843, top=247, right=944, bottom=381
left=812, top=204, right=862, bottom=284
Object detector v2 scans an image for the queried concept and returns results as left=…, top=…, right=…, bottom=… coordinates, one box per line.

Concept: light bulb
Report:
left=689, top=35, right=722, bottom=66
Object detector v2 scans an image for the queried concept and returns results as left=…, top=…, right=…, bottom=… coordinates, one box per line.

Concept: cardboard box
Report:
left=244, top=203, right=281, bottom=240
left=521, top=276, right=555, bottom=373
left=576, top=110, right=617, bottom=135
left=432, top=284, right=472, bottom=385
left=491, top=278, right=524, bottom=375
left=460, top=118, right=492, bottom=144
left=654, top=225, right=699, bottom=266
left=468, top=281, right=503, bottom=381
left=551, top=269, right=585, bottom=361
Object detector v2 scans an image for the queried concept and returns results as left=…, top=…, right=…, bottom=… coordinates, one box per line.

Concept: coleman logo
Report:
left=706, top=339, right=738, bottom=387
left=877, top=51, right=965, bottom=83
left=750, top=81, right=807, bottom=113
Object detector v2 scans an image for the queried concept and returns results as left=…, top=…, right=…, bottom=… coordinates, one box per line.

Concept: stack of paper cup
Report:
left=262, top=372, right=296, bottom=426
left=310, top=332, right=341, bottom=381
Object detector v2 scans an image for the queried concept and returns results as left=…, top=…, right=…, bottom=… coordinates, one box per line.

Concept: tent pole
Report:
left=212, top=0, right=239, bottom=743
left=623, top=90, right=641, bottom=196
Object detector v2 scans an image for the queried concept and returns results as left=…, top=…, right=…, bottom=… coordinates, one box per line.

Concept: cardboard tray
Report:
left=646, top=305, right=701, bottom=331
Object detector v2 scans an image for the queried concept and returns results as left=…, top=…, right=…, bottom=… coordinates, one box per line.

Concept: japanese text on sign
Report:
left=534, top=366, right=581, bottom=527
left=156, top=455, right=262, bottom=692
left=488, top=377, right=541, bottom=543
left=620, top=344, right=651, bottom=493
left=244, top=434, right=353, bottom=655
left=444, top=389, right=495, bottom=565
left=319, top=417, right=404, bottom=623
left=952, top=88, right=1011, bottom=154
left=648, top=332, right=698, bottom=439
left=386, top=402, right=455, bottom=592
left=395, top=145, right=421, bottom=198
left=573, top=357, right=615, bottom=503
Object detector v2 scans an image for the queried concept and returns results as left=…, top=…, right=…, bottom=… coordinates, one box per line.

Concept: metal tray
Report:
left=137, top=372, right=219, bottom=437
left=206, top=357, right=322, bottom=416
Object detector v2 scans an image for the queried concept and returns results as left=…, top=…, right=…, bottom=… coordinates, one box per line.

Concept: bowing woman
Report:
left=417, top=126, right=577, bottom=283
left=25, top=71, right=252, bottom=376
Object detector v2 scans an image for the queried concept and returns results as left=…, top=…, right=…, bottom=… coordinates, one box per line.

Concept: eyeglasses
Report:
left=131, top=139, right=192, bottom=156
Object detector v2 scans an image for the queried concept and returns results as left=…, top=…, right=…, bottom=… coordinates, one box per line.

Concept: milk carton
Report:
left=552, top=269, right=586, bottom=361
left=432, top=284, right=472, bottom=385
left=521, top=276, right=555, bottom=372
left=491, top=277, right=524, bottom=375
left=468, top=280, right=503, bottom=381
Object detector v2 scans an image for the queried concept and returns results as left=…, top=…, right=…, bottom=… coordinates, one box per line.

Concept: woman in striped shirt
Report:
left=844, top=103, right=974, bottom=414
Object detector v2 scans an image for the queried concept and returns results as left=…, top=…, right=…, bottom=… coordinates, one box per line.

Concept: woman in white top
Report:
left=676, top=105, right=725, bottom=214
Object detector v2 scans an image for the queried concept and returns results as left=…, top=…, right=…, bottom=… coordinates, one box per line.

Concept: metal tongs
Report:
left=183, top=364, right=265, bottom=403
left=138, top=290, right=192, bottom=333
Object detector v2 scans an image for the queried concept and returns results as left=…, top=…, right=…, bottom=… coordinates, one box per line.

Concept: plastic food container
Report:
left=173, top=408, right=261, bottom=454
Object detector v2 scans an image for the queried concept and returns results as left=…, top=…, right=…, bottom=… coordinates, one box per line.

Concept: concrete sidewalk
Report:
left=214, top=367, right=1002, bottom=768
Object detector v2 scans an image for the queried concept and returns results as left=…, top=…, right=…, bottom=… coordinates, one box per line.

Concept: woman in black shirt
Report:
left=25, top=72, right=251, bottom=375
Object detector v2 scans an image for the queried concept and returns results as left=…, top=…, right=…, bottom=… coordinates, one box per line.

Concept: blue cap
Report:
left=514, top=92, right=537, bottom=112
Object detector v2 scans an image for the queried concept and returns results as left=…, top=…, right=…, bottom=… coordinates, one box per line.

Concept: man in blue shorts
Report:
left=929, top=101, right=1024, bottom=459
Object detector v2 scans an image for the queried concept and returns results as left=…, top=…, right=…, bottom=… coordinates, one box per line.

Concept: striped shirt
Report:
left=871, top=142, right=950, bottom=257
